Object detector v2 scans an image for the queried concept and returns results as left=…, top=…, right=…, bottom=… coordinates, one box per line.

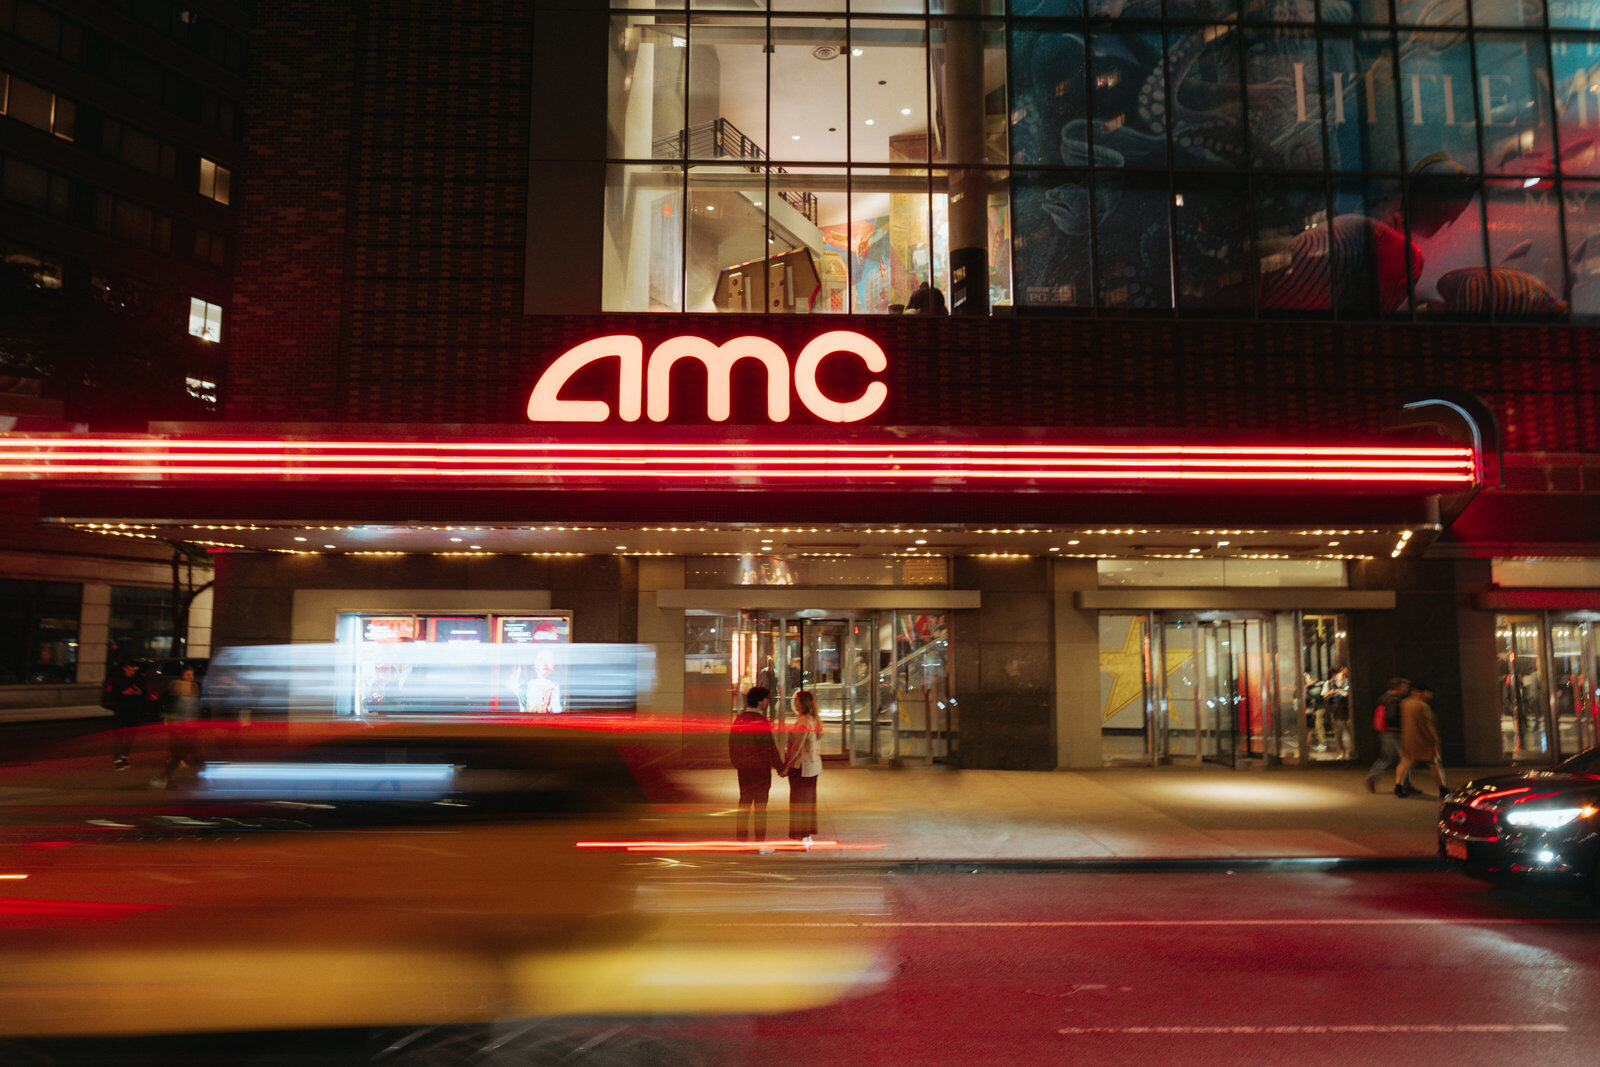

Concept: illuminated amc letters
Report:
left=526, top=330, right=888, bottom=424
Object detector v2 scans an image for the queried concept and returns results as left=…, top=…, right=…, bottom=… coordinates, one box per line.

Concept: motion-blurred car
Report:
left=1437, top=746, right=1600, bottom=901
left=0, top=720, right=889, bottom=1064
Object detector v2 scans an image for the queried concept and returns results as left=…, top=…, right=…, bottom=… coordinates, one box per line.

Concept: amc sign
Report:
left=526, top=330, right=888, bottom=424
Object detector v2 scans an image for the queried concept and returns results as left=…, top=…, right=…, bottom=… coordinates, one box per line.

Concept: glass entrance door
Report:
left=1550, top=619, right=1600, bottom=760
left=1149, top=615, right=1277, bottom=766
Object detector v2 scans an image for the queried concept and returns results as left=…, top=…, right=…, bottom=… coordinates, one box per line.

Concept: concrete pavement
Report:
left=681, top=760, right=1495, bottom=868
left=1, top=711, right=1494, bottom=869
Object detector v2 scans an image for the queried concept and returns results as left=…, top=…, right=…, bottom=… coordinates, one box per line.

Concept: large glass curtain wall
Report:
left=605, top=0, right=1600, bottom=320
left=1495, top=612, right=1600, bottom=764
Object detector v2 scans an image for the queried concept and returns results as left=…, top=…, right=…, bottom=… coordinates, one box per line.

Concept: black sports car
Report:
left=1438, top=747, right=1600, bottom=899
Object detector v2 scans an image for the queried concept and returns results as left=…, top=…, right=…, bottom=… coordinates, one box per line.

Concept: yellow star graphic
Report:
left=1099, top=618, right=1194, bottom=723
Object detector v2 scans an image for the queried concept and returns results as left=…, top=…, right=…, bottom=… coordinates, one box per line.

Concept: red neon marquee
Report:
left=0, top=435, right=1478, bottom=488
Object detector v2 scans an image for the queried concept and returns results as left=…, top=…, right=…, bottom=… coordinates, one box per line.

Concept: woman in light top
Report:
left=782, top=689, right=824, bottom=841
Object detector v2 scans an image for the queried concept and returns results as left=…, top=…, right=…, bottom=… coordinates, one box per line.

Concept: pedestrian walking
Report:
left=151, top=667, right=206, bottom=789
left=1395, top=682, right=1449, bottom=798
left=781, top=689, right=824, bottom=841
left=728, top=686, right=784, bottom=844
left=1364, top=676, right=1412, bottom=793
left=101, top=661, right=153, bottom=770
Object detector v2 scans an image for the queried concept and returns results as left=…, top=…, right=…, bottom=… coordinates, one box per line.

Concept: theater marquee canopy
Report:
left=0, top=425, right=1477, bottom=560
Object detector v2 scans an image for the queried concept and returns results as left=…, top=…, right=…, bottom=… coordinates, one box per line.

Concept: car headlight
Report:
left=1503, top=805, right=1597, bottom=830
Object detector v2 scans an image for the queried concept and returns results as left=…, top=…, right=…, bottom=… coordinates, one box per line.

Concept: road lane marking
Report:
left=736, top=917, right=1600, bottom=928
left=1059, top=1024, right=1569, bottom=1035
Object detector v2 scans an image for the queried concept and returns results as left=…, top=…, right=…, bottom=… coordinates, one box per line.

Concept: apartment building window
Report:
left=188, top=296, right=222, bottom=342
left=3, top=248, right=64, bottom=288
left=193, top=228, right=227, bottom=267
left=9, top=1, right=83, bottom=62
left=198, top=158, right=231, bottom=205
left=93, top=193, right=172, bottom=251
left=0, top=73, right=76, bottom=141
left=100, top=119, right=177, bottom=179
left=1, top=157, right=70, bottom=217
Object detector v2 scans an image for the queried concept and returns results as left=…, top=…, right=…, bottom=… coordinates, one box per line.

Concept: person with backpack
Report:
left=729, top=686, right=785, bottom=844
left=1364, top=676, right=1412, bottom=793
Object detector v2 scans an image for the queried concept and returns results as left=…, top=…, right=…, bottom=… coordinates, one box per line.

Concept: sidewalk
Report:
left=681, top=761, right=1490, bottom=868
left=1, top=715, right=1485, bottom=869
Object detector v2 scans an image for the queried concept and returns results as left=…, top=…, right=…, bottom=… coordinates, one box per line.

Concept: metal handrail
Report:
left=652, top=118, right=818, bottom=225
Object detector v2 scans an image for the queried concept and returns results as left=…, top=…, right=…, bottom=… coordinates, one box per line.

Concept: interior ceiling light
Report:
left=901, top=107, right=912, bottom=115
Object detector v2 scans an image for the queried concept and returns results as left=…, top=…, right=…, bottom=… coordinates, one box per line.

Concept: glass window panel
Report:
left=931, top=0, right=1003, bottom=12
left=985, top=170, right=1014, bottom=309
left=1172, top=177, right=1252, bottom=311
left=1407, top=170, right=1486, bottom=315
left=1408, top=161, right=1478, bottom=313
left=0, top=579, right=80, bottom=686
left=1551, top=37, right=1600, bottom=178
left=608, top=14, right=688, bottom=160
left=603, top=163, right=684, bottom=312
left=1256, top=177, right=1332, bottom=313
left=689, top=163, right=772, bottom=311
left=1177, top=0, right=1241, bottom=18
left=773, top=18, right=847, bottom=163
left=768, top=165, right=838, bottom=311
left=1244, top=28, right=1324, bottom=171
left=1096, top=173, right=1172, bottom=309
left=772, top=0, right=845, bottom=9
left=850, top=0, right=927, bottom=12
left=1318, top=0, right=1391, bottom=19
left=817, top=169, right=868, bottom=312
left=1, top=157, right=51, bottom=210
left=1474, top=178, right=1571, bottom=319
left=1328, top=176, right=1419, bottom=316
left=1009, top=0, right=1081, bottom=11
left=851, top=18, right=928, bottom=165
left=1395, top=0, right=1465, bottom=21
left=1398, top=31, right=1482, bottom=173
left=1008, top=23, right=1086, bottom=168
left=1563, top=180, right=1600, bottom=317
left=1167, top=26, right=1246, bottom=170
left=1476, top=34, right=1554, bottom=176
left=1243, top=0, right=1316, bottom=21
left=1546, top=0, right=1600, bottom=27
left=1091, top=29, right=1168, bottom=168
left=1472, top=0, right=1544, bottom=25
left=1012, top=168, right=1093, bottom=307
left=5, top=75, right=54, bottom=132
left=885, top=167, right=948, bottom=310
left=1322, top=31, right=1403, bottom=173
left=1495, top=614, right=1550, bottom=762
left=932, top=20, right=1007, bottom=165
left=838, top=168, right=919, bottom=312
left=688, top=15, right=767, bottom=161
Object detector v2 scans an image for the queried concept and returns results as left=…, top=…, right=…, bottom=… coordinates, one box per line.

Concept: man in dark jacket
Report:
left=102, top=661, right=153, bottom=770
left=729, top=686, right=784, bottom=843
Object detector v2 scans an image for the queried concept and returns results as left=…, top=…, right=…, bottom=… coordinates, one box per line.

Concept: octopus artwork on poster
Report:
left=1007, top=1, right=1600, bottom=318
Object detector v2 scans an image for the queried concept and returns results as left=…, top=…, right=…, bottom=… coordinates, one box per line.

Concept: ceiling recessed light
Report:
left=865, top=119, right=875, bottom=125
left=791, top=134, right=801, bottom=140
left=294, top=536, right=306, bottom=542
left=1217, top=540, right=1230, bottom=546
left=1067, top=539, right=1080, bottom=545
left=470, top=545, right=481, bottom=550
left=450, top=537, right=462, bottom=542
left=852, top=47, right=863, bottom=56
left=753, top=200, right=762, bottom=206
left=324, top=544, right=336, bottom=549
left=705, top=204, right=715, bottom=211
left=901, top=107, right=911, bottom=115
left=1049, top=547, right=1060, bottom=552
left=616, top=545, right=627, bottom=550
left=915, top=539, right=927, bottom=544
